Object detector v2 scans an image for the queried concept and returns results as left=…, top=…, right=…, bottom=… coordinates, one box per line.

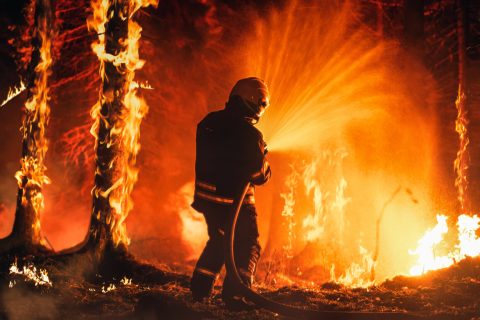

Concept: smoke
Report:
left=0, top=0, right=454, bottom=283
left=1, top=288, right=59, bottom=320
left=231, top=0, right=444, bottom=282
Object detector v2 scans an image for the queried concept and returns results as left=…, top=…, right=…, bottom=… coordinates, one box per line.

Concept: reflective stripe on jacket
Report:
left=192, top=105, right=270, bottom=212
left=194, top=180, right=255, bottom=205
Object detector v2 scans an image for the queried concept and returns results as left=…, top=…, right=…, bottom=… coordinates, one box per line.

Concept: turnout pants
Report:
left=190, top=204, right=261, bottom=301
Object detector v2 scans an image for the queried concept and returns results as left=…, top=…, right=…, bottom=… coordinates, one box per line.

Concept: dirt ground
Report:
left=0, top=255, right=479, bottom=320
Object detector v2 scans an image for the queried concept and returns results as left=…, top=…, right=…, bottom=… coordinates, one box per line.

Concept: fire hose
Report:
left=224, top=181, right=421, bottom=320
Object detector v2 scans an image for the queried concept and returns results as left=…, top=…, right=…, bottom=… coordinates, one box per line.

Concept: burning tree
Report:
left=69, top=0, right=158, bottom=264
left=1, top=0, right=159, bottom=276
left=1, top=1, right=480, bottom=319
left=453, top=0, right=469, bottom=214
left=0, top=0, right=54, bottom=254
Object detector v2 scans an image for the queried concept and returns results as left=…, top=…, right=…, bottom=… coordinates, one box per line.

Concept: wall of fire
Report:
left=0, top=0, right=480, bottom=284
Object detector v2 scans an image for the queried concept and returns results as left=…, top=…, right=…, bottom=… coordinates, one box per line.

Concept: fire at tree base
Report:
left=1, top=0, right=480, bottom=319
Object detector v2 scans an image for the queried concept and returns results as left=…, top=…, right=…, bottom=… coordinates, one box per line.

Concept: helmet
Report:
left=228, top=77, right=270, bottom=123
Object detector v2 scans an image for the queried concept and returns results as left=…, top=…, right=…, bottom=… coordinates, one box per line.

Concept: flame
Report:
left=456, top=214, right=480, bottom=257
left=301, top=151, right=350, bottom=243
left=409, top=215, right=452, bottom=276
left=1, top=81, right=26, bottom=107
left=410, top=7, right=474, bottom=275
left=177, top=183, right=208, bottom=259
left=9, top=260, right=52, bottom=287
left=88, top=0, right=158, bottom=246
left=275, top=152, right=382, bottom=286
left=120, top=276, right=133, bottom=286
left=453, top=84, right=469, bottom=212
left=298, top=152, right=377, bottom=287
left=301, top=159, right=325, bottom=242
left=101, top=283, right=116, bottom=293
left=331, top=245, right=375, bottom=288
left=412, top=78, right=476, bottom=277
left=409, top=214, right=480, bottom=276
left=138, top=81, right=154, bottom=90
left=280, top=168, right=298, bottom=258
left=239, top=0, right=439, bottom=284
left=15, top=4, right=54, bottom=245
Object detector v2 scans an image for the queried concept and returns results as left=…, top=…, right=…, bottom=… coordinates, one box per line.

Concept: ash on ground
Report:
left=1, top=256, right=479, bottom=320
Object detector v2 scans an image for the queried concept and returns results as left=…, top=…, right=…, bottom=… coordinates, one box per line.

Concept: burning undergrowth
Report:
left=1, top=255, right=480, bottom=319
left=1, top=0, right=480, bottom=318
left=173, top=0, right=443, bottom=286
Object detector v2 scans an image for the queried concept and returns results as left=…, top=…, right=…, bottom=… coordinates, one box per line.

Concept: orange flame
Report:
left=176, top=183, right=208, bottom=260
left=236, top=0, right=440, bottom=285
left=301, top=151, right=350, bottom=243
left=15, top=6, right=53, bottom=245
left=409, top=215, right=452, bottom=276
left=88, top=0, right=158, bottom=246
left=280, top=168, right=298, bottom=258
left=331, top=245, right=375, bottom=288
left=9, top=260, right=52, bottom=287
left=1, top=81, right=26, bottom=108
left=453, top=84, right=469, bottom=212
left=409, top=214, right=480, bottom=276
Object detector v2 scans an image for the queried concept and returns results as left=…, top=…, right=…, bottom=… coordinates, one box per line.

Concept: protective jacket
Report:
left=192, top=99, right=271, bottom=212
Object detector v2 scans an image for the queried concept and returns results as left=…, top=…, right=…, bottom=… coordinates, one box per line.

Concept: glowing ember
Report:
left=88, top=0, right=158, bottom=246
left=120, top=276, right=133, bottom=286
left=98, top=277, right=139, bottom=293
left=101, top=283, right=116, bottom=293
left=138, top=81, right=154, bottom=90
left=1, top=80, right=26, bottom=107
left=9, top=261, right=52, bottom=287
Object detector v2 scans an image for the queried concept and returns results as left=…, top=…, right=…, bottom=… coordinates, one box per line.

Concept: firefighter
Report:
left=190, top=77, right=271, bottom=309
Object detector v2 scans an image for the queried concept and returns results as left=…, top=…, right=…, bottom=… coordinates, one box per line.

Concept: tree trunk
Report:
left=454, top=0, right=469, bottom=214
left=404, top=0, right=424, bottom=60
left=84, top=0, right=131, bottom=257
left=61, top=0, right=157, bottom=264
left=2, top=0, right=53, bottom=253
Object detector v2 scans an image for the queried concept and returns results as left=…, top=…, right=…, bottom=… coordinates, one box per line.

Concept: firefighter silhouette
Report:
left=190, top=77, right=271, bottom=309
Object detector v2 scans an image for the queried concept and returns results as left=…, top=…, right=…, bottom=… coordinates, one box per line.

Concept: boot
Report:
left=222, top=268, right=257, bottom=311
left=190, top=269, right=217, bottom=302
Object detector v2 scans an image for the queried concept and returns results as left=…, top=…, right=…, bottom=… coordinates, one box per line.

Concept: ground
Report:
left=0, top=255, right=479, bottom=320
